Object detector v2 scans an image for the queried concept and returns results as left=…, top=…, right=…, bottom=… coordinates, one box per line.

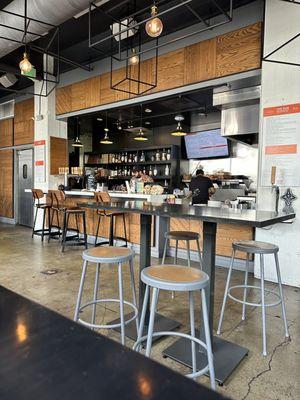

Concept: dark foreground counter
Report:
left=0, top=285, right=228, bottom=400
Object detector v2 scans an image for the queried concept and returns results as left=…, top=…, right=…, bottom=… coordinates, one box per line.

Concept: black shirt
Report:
left=190, top=175, right=214, bottom=205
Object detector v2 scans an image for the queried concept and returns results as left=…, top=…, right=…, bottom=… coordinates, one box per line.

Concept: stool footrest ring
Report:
left=78, top=299, right=138, bottom=330
left=133, top=331, right=210, bottom=379
left=228, top=285, right=282, bottom=308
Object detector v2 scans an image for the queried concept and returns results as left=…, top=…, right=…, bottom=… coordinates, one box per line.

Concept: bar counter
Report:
left=58, top=190, right=255, bottom=261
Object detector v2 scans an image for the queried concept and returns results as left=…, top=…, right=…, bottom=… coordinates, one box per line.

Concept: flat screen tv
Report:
left=184, top=128, right=230, bottom=159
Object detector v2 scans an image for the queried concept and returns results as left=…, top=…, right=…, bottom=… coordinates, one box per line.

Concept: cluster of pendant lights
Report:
left=129, top=2, right=163, bottom=66
left=100, top=104, right=149, bottom=145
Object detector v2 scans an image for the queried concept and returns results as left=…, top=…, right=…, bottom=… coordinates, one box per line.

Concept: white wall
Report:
left=256, top=0, right=300, bottom=287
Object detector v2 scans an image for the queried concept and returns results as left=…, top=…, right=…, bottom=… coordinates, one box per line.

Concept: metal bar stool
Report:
left=74, top=246, right=139, bottom=346
left=48, top=190, right=87, bottom=252
left=31, top=189, right=51, bottom=241
left=162, top=231, right=203, bottom=269
left=133, top=264, right=215, bottom=389
left=217, top=240, right=290, bottom=356
left=94, top=191, right=127, bottom=247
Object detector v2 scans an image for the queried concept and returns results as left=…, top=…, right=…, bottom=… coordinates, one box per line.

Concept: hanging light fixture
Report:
left=129, top=48, right=139, bottom=66
left=145, top=3, right=163, bottom=38
left=134, top=127, right=148, bottom=141
left=134, top=104, right=148, bottom=141
left=72, top=118, right=83, bottom=147
left=171, top=114, right=187, bottom=137
left=19, top=52, right=33, bottom=74
left=100, top=112, right=113, bottom=144
left=19, top=3, right=33, bottom=75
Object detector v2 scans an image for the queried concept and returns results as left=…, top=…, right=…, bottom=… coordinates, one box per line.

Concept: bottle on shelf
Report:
left=124, top=166, right=127, bottom=176
left=128, top=154, right=132, bottom=163
left=140, top=151, right=145, bottom=162
left=142, top=166, right=146, bottom=174
left=111, top=153, right=115, bottom=163
left=149, top=165, right=153, bottom=176
left=114, top=166, right=118, bottom=177
left=155, top=149, right=160, bottom=161
left=164, top=179, right=168, bottom=188
left=165, top=164, right=170, bottom=176
left=150, top=153, right=155, bottom=162
left=161, top=148, right=166, bottom=161
left=153, top=165, right=158, bottom=176
left=166, top=148, right=171, bottom=161
left=124, top=152, right=128, bottom=163
left=121, top=153, right=125, bottom=162
left=134, top=152, right=138, bottom=163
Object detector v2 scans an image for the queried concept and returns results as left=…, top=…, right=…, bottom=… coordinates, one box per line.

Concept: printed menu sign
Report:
left=261, top=103, right=300, bottom=187
left=34, top=140, right=46, bottom=182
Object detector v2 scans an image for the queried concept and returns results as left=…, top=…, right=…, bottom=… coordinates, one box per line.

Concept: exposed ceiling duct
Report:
left=0, top=0, right=96, bottom=58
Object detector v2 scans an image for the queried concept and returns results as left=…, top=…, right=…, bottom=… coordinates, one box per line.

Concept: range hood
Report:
left=213, top=85, right=261, bottom=146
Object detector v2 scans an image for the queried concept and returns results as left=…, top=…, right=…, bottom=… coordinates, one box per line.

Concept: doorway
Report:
left=17, top=149, right=33, bottom=227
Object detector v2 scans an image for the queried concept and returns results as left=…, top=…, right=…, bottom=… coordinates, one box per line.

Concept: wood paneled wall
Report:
left=14, top=98, right=34, bottom=146
left=56, top=22, right=262, bottom=115
left=0, top=118, right=13, bottom=148
left=0, top=149, right=14, bottom=218
left=50, top=137, right=68, bottom=175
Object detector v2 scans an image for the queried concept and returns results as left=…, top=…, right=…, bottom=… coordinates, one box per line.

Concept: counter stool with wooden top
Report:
left=162, top=231, right=203, bottom=269
left=48, top=190, right=87, bottom=252
left=217, top=240, right=290, bottom=356
left=94, top=191, right=127, bottom=247
left=31, top=189, right=51, bottom=241
left=133, top=264, right=215, bottom=389
left=74, top=246, right=138, bottom=346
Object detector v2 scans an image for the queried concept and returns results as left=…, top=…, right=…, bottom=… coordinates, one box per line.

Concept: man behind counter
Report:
left=189, top=169, right=215, bottom=205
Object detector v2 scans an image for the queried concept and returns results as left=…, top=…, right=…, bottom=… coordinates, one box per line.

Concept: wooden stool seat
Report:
left=142, top=265, right=209, bottom=292
left=36, top=203, right=50, bottom=209
left=83, top=246, right=134, bottom=263
left=233, top=240, right=279, bottom=254
left=94, top=192, right=127, bottom=247
left=165, top=231, right=200, bottom=241
left=31, top=189, right=51, bottom=241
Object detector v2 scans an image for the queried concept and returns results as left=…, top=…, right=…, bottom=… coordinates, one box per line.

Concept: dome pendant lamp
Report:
left=100, top=112, right=113, bottom=145
left=134, top=104, right=148, bottom=141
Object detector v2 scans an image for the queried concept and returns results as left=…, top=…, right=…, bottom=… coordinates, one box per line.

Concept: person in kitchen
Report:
left=189, top=169, right=215, bottom=205
left=130, top=167, right=153, bottom=191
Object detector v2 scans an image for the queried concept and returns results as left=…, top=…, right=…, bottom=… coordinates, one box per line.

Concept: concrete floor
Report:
left=0, top=223, right=299, bottom=399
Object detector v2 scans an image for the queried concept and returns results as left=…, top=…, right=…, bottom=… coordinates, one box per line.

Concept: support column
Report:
left=256, top=0, right=300, bottom=287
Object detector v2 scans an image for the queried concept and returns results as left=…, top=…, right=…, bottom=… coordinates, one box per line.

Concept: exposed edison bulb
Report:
left=145, top=5, right=163, bottom=38
left=19, top=52, right=33, bottom=74
left=129, top=48, right=139, bottom=66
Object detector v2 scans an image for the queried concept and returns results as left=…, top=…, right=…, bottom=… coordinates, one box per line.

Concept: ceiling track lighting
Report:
left=100, top=112, right=113, bottom=144
left=145, top=4, right=163, bottom=38
left=134, top=104, right=148, bottom=141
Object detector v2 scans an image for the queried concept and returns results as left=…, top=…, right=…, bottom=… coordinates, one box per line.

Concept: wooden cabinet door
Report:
left=0, top=149, right=14, bottom=218
left=14, top=99, right=34, bottom=146
left=56, top=86, right=72, bottom=115
left=216, top=22, right=262, bottom=77
left=0, top=118, right=13, bottom=148
left=184, top=38, right=217, bottom=85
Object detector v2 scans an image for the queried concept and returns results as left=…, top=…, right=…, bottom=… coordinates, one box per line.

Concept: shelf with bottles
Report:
left=85, top=145, right=177, bottom=166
